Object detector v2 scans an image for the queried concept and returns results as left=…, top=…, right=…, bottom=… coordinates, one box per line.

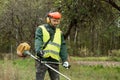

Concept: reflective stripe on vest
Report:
left=39, top=25, right=61, bottom=61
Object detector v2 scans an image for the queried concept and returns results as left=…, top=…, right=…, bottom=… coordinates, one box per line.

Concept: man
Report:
left=35, top=11, right=70, bottom=80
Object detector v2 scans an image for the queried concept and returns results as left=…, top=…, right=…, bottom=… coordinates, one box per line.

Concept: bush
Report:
left=108, top=49, right=120, bottom=57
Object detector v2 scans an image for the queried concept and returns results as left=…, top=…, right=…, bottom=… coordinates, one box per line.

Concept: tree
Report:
left=54, top=0, right=120, bottom=56
left=0, top=0, right=54, bottom=53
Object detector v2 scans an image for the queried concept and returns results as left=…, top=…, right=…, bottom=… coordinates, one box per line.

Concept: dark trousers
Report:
left=36, top=61, right=60, bottom=80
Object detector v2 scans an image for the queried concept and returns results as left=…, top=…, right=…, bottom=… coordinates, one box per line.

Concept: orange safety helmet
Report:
left=48, top=12, right=62, bottom=19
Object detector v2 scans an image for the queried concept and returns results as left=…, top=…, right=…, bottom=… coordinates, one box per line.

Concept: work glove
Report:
left=62, top=61, right=71, bottom=69
left=37, top=50, right=45, bottom=58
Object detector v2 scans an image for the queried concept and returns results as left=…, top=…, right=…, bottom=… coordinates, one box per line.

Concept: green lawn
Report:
left=0, top=57, right=120, bottom=80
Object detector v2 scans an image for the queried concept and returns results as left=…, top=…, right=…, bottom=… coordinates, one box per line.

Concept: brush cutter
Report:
left=17, top=42, right=71, bottom=80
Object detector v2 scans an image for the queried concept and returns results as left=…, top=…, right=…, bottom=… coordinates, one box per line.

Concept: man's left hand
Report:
left=63, top=61, right=71, bottom=69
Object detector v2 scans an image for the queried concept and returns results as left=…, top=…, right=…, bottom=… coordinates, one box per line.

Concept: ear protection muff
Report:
left=46, top=17, right=50, bottom=23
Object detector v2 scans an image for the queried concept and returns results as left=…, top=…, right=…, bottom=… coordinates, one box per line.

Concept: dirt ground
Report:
left=73, top=61, right=120, bottom=67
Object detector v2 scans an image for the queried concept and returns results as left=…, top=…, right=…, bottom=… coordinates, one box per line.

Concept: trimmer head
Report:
left=17, top=42, right=31, bottom=57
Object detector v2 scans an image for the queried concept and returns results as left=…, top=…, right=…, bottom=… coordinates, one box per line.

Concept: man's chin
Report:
left=53, top=25, right=57, bottom=27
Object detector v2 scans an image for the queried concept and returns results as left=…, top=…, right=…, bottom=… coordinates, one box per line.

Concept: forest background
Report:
left=0, top=0, right=120, bottom=58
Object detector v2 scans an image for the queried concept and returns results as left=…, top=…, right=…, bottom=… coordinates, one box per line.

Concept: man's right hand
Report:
left=37, top=50, right=44, bottom=58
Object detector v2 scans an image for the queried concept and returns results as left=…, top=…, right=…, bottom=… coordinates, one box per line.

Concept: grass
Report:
left=0, top=58, right=35, bottom=80
left=0, top=57, right=120, bottom=80
left=68, top=65, right=120, bottom=80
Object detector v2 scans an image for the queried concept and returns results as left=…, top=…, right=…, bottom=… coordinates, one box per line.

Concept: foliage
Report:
left=54, top=0, right=120, bottom=56
left=0, top=0, right=120, bottom=57
left=0, top=0, right=54, bottom=52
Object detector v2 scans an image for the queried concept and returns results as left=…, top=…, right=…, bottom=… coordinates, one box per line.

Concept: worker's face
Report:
left=50, top=18, right=61, bottom=27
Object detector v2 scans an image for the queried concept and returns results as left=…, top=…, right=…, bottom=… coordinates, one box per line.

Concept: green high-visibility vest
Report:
left=39, top=25, right=61, bottom=61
